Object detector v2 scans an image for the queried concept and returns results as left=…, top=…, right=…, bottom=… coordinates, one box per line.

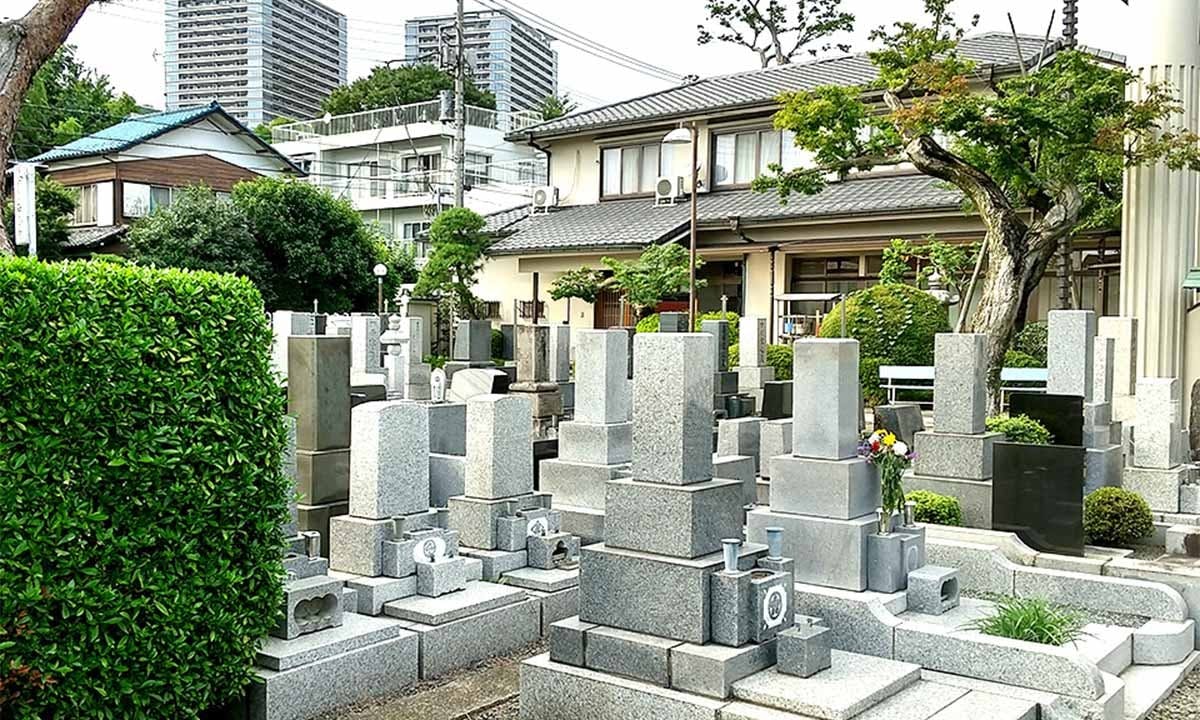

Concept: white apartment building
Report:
left=404, top=9, right=558, bottom=115
left=165, top=0, right=348, bottom=127
left=271, top=100, right=545, bottom=262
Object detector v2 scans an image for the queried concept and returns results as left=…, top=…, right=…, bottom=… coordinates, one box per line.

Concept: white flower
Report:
left=868, top=432, right=882, bottom=444
left=893, top=441, right=908, bottom=457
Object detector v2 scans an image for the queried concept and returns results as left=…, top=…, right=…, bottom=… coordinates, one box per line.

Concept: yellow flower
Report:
left=882, top=432, right=896, bottom=446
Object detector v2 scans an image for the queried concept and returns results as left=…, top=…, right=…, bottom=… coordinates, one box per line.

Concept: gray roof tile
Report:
left=514, top=33, right=1123, bottom=140
left=485, top=173, right=963, bottom=255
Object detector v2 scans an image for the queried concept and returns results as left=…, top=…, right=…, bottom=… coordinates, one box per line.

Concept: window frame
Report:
left=599, top=142, right=668, bottom=199
left=711, top=127, right=801, bottom=189
left=71, top=184, right=98, bottom=226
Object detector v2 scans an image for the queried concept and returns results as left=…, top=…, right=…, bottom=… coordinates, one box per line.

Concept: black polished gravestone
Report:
left=992, top=441, right=1086, bottom=556
left=762, top=380, right=793, bottom=420
left=1009, top=392, right=1084, bottom=447
left=874, top=403, right=926, bottom=447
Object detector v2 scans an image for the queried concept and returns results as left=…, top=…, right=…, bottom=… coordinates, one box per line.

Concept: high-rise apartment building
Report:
left=404, top=9, right=558, bottom=115
left=165, top=0, right=348, bottom=127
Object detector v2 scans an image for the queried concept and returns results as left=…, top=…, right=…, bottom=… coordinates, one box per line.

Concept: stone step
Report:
left=1121, top=650, right=1200, bottom=719
left=854, top=680, right=967, bottom=720
left=730, top=650, right=921, bottom=719
left=1131, top=620, right=1196, bottom=666
left=925, top=690, right=1037, bottom=720
left=1073, top=624, right=1134, bottom=676
left=382, top=580, right=526, bottom=626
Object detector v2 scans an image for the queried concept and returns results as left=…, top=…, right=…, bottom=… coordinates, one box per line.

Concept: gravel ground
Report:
left=1146, top=668, right=1200, bottom=720
left=961, top=590, right=1150, bottom=628
left=1129, top=544, right=1167, bottom=561
left=462, top=697, right=519, bottom=719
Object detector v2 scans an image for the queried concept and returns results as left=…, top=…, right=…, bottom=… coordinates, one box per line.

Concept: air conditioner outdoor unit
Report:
left=655, top=176, right=685, bottom=206
left=532, top=186, right=559, bottom=214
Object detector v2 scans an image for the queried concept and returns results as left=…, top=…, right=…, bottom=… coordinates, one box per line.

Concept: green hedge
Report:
left=728, top=343, right=793, bottom=380
left=636, top=311, right=740, bottom=345
left=818, top=284, right=950, bottom=405
left=986, top=414, right=1053, bottom=445
left=0, top=258, right=289, bottom=717
left=1085, top=488, right=1154, bottom=548
left=907, top=490, right=964, bottom=526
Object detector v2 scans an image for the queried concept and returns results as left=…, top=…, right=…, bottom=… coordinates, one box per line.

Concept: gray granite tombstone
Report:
left=873, top=403, right=926, bottom=447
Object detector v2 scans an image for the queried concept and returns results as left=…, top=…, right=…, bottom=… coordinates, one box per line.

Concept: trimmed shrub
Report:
left=819, top=284, right=950, bottom=406
left=986, top=414, right=1053, bottom=444
left=1004, top=349, right=1042, bottom=369
left=635, top=311, right=740, bottom=346
left=765, top=344, right=793, bottom=381
left=967, top=597, right=1085, bottom=646
left=1012, top=321, right=1048, bottom=365
left=0, top=258, right=289, bottom=717
left=491, top=327, right=504, bottom=359
left=1085, top=487, right=1155, bottom=548
left=635, top=313, right=660, bottom=333
left=907, top=490, right=963, bottom=526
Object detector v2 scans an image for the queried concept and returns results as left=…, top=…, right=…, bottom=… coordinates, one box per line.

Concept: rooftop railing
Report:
left=272, top=100, right=543, bottom=143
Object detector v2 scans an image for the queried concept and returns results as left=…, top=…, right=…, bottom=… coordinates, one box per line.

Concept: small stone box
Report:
left=416, top=558, right=467, bottom=598
left=777, top=624, right=832, bottom=678
left=906, top=565, right=960, bottom=616
left=273, top=575, right=344, bottom=640
left=709, top=570, right=752, bottom=648
left=750, top=569, right=793, bottom=643
left=528, top=532, right=580, bottom=570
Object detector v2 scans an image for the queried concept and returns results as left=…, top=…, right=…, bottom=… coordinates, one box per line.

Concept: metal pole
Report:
left=377, top=277, right=384, bottom=315
left=453, top=0, right=466, bottom=208
left=688, top=124, right=699, bottom=328
left=768, top=246, right=777, bottom=342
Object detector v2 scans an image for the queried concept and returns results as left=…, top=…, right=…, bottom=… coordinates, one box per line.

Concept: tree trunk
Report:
left=0, top=0, right=97, bottom=254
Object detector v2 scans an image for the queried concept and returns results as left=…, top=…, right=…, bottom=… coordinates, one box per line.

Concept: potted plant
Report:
left=859, top=430, right=914, bottom=532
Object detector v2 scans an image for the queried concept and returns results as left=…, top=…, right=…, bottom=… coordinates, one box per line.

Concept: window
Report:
left=465, top=152, right=491, bottom=187
left=713, top=129, right=807, bottom=187
left=401, top=154, right=440, bottom=193
left=402, top=221, right=433, bottom=258
left=72, top=184, right=98, bottom=225
left=123, top=182, right=175, bottom=218
left=601, top=143, right=664, bottom=197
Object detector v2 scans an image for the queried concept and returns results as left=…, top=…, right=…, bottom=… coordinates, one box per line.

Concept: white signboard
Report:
left=12, top=163, right=37, bottom=256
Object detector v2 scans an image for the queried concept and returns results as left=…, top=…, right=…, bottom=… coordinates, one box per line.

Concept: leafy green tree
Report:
left=414, top=207, right=490, bottom=319
left=13, top=45, right=140, bottom=160
left=129, top=180, right=396, bottom=312
left=697, top=0, right=854, bottom=68
left=2, top=176, right=76, bottom=262
left=252, top=115, right=296, bottom=143
left=878, top=236, right=977, bottom=293
left=322, top=63, right=495, bottom=116
left=602, top=243, right=704, bottom=319
left=539, top=92, right=579, bottom=121
left=758, top=0, right=1200, bottom=407
left=549, top=266, right=604, bottom=304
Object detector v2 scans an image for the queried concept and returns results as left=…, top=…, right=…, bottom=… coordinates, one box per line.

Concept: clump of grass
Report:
left=965, top=597, right=1086, bottom=646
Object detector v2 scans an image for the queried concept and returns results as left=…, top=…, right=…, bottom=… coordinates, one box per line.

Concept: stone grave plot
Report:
left=522, top=333, right=950, bottom=720
left=250, top=416, right=419, bottom=720
left=1125, top=377, right=1197, bottom=515
left=510, top=323, right=564, bottom=438
left=539, top=329, right=633, bottom=544
left=899, top=333, right=1001, bottom=530
left=445, top=319, right=495, bottom=380
left=702, top=317, right=756, bottom=419
left=734, top=315, right=775, bottom=412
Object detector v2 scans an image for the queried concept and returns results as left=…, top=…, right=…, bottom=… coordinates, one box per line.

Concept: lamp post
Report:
left=663, top=123, right=699, bottom=327
left=373, top=263, right=388, bottom=314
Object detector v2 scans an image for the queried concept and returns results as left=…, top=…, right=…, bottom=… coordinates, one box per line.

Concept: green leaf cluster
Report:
left=252, top=116, right=297, bottom=144
left=322, top=63, right=495, bottom=116
left=549, top=267, right=605, bottom=304
left=129, top=180, right=407, bottom=312
left=1084, top=487, right=1154, bottom=548
left=1010, top=321, right=1048, bottom=365
left=602, top=244, right=704, bottom=318
left=14, top=46, right=141, bottom=160
left=906, top=489, right=963, bottom=526
left=985, top=414, right=1052, bottom=445
left=2, top=177, right=76, bottom=262
left=878, top=237, right=977, bottom=293
left=0, top=257, right=289, bottom=717
left=413, top=208, right=490, bottom=318
left=967, top=596, right=1086, bottom=646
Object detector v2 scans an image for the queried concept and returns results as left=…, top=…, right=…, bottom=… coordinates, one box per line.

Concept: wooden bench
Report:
left=878, top=365, right=1048, bottom=409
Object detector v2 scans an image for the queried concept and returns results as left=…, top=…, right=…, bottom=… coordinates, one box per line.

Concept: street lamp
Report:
left=663, top=123, right=699, bottom=328
left=373, top=263, right=388, bottom=314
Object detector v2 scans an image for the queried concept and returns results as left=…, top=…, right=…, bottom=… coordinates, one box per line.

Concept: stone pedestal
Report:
left=289, top=336, right=352, bottom=544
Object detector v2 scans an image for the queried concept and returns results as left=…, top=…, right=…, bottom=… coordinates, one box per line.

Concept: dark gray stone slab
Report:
left=585, top=625, right=681, bottom=686
left=874, top=403, right=926, bottom=447
left=296, top=448, right=350, bottom=505
left=288, top=335, right=351, bottom=451
left=604, top=478, right=744, bottom=559
left=992, top=441, right=1085, bottom=557
left=1009, top=392, right=1084, bottom=447
left=761, top=381, right=792, bottom=420
left=660, top=312, right=690, bottom=332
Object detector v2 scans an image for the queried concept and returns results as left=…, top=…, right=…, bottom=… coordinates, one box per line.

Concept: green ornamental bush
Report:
left=0, top=258, right=289, bottom=717
left=636, top=311, right=741, bottom=346
left=967, top=597, right=1085, bottom=646
left=986, top=414, right=1053, bottom=444
left=818, top=284, right=950, bottom=405
left=728, top=343, right=793, bottom=380
left=1011, top=321, right=1048, bottom=365
left=907, top=490, right=964, bottom=526
left=1085, top=487, right=1155, bottom=547
left=1004, top=349, right=1042, bottom=368
left=491, top=327, right=504, bottom=359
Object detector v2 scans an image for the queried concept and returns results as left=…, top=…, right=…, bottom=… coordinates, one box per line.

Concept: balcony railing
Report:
left=272, top=100, right=544, bottom=143
left=302, top=157, right=548, bottom=203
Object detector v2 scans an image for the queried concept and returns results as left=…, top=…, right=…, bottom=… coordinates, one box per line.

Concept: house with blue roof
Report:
left=28, top=102, right=302, bottom=255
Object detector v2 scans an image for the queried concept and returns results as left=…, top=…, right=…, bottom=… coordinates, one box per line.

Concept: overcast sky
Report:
left=6, top=0, right=1136, bottom=112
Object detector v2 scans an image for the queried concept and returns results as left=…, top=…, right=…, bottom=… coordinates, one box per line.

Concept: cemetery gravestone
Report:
left=736, top=316, right=776, bottom=410
left=992, top=441, right=1086, bottom=556
left=1125, top=377, right=1193, bottom=512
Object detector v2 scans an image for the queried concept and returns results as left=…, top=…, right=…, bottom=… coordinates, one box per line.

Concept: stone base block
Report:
left=578, top=542, right=767, bottom=644
left=384, top=579, right=525, bottom=625
left=604, top=478, right=745, bottom=558
left=296, top=501, right=349, bottom=558
left=400, top=596, right=541, bottom=680
left=1181, top=486, right=1200, bottom=514
left=902, top=472, right=993, bottom=529
left=520, top=653, right=729, bottom=720
left=527, top=585, right=580, bottom=636
left=527, top=532, right=580, bottom=570
left=447, top=492, right=550, bottom=550
left=730, top=651, right=922, bottom=719
left=1084, top=424, right=1113, bottom=449
left=297, top=448, right=350, bottom=505
left=912, top=431, right=1000, bottom=480
left=250, top=615, right=418, bottom=720
left=549, top=616, right=594, bottom=666
left=768, top=455, right=878, bottom=519
left=1084, top=445, right=1123, bottom=494
left=759, top=420, right=792, bottom=478
left=710, top=570, right=752, bottom=648
left=328, top=572, right=416, bottom=616
left=273, top=575, right=344, bottom=640
left=717, top=417, right=765, bottom=472
left=670, top=639, right=777, bottom=699
left=866, top=531, right=925, bottom=594
left=539, top=459, right=626, bottom=511
left=1124, top=465, right=1191, bottom=513
left=1085, top=402, right=1112, bottom=428
left=585, top=625, right=679, bottom=686
left=429, top=453, right=465, bottom=508
left=512, top=388, right=562, bottom=417
left=329, top=516, right=393, bottom=576
left=1132, top=619, right=1196, bottom=664
left=713, top=455, right=757, bottom=508
left=747, top=510, right=874, bottom=591
left=907, top=565, right=960, bottom=615
left=459, top=547, right=528, bottom=581
left=557, top=420, right=632, bottom=465
left=416, top=558, right=467, bottom=597
left=777, top=625, right=831, bottom=678
left=756, top=480, right=769, bottom=505
left=736, top=365, right=776, bottom=391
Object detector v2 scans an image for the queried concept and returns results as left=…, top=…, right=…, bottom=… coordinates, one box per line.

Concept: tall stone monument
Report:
left=735, top=315, right=776, bottom=409
left=510, top=324, right=563, bottom=434
left=539, top=329, right=633, bottom=542
left=1125, top=377, right=1196, bottom=512
left=702, top=318, right=747, bottom=417
left=271, top=310, right=317, bottom=381
left=445, top=319, right=494, bottom=379
left=349, top=314, right=386, bottom=387
left=1099, top=316, right=1140, bottom=425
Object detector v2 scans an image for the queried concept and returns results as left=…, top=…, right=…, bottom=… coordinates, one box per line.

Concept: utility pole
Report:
left=453, top=0, right=466, bottom=208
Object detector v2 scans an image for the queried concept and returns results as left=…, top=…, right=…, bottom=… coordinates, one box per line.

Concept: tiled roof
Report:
left=63, top=224, right=128, bottom=250
left=513, top=33, right=1124, bottom=140
left=485, top=173, right=964, bottom=255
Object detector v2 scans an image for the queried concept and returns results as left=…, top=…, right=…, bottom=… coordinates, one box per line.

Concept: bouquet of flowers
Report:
left=859, top=430, right=915, bottom=520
